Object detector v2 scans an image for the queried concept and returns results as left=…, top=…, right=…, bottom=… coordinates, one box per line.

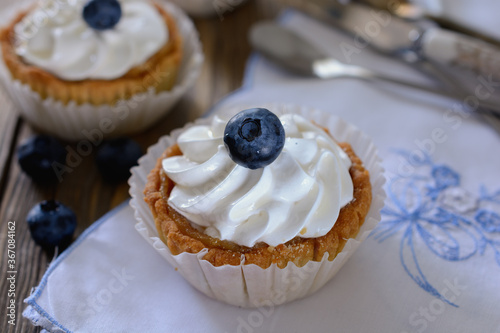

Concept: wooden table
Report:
left=0, top=1, right=282, bottom=331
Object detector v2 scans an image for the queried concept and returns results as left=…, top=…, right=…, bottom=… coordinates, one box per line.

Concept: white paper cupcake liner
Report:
left=0, top=2, right=203, bottom=141
left=129, top=103, right=386, bottom=308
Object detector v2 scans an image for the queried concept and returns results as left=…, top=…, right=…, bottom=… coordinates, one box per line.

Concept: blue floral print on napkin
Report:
left=372, top=150, right=500, bottom=307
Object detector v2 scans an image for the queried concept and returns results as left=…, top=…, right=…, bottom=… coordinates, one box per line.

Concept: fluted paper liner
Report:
left=129, top=103, right=386, bottom=308
left=0, top=2, right=203, bottom=141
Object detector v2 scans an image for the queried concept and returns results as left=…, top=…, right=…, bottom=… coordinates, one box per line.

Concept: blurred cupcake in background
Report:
left=0, top=0, right=203, bottom=140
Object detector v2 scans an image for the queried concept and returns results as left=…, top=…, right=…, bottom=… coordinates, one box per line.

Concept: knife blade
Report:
left=287, top=0, right=500, bottom=86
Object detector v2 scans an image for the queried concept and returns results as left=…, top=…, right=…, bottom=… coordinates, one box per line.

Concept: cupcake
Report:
left=0, top=0, right=203, bottom=140
left=132, top=104, right=385, bottom=307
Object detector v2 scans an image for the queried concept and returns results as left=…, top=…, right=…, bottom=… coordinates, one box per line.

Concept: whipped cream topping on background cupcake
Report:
left=162, top=114, right=354, bottom=247
left=15, top=0, right=168, bottom=81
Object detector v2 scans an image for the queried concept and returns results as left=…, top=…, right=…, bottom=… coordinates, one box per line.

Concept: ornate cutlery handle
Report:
left=421, top=28, right=500, bottom=84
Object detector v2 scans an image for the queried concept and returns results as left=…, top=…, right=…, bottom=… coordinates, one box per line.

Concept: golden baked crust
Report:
left=144, top=135, right=372, bottom=269
left=0, top=3, right=182, bottom=106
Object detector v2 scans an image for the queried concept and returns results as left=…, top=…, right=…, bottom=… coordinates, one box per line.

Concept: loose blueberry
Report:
left=17, top=135, right=67, bottom=183
left=83, top=0, right=122, bottom=31
left=224, top=108, right=285, bottom=170
left=27, top=200, right=77, bottom=249
left=96, top=138, right=143, bottom=182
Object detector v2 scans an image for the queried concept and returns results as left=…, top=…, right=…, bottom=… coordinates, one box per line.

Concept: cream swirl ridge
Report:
left=15, top=0, right=168, bottom=81
left=162, top=114, right=354, bottom=247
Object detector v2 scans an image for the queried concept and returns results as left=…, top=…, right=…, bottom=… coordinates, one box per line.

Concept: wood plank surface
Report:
left=0, top=1, right=282, bottom=332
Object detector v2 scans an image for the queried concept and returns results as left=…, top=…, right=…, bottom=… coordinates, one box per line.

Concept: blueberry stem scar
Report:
left=239, top=118, right=262, bottom=142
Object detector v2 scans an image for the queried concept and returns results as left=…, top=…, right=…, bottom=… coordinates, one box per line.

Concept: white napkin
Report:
left=24, top=9, right=500, bottom=333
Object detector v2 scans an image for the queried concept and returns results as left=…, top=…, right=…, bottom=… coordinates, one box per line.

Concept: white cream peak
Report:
left=162, top=114, right=354, bottom=247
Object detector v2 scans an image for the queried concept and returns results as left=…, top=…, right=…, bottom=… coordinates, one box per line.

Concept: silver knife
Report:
left=286, top=0, right=500, bottom=87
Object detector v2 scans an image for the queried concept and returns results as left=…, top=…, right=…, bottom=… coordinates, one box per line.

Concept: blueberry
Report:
left=83, top=0, right=122, bottom=31
left=27, top=200, right=77, bottom=249
left=224, top=108, right=285, bottom=170
left=17, top=135, right=67, bottom=183
left=96, top=138, right=143, bottom=182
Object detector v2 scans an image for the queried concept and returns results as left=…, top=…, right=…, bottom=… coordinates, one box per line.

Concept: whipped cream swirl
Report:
left=162, top=114, right=354, bottom=247
left=15, top=0, right=168, bottom=81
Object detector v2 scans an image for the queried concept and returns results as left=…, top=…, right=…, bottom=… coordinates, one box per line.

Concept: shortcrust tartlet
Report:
left=0, top=1, right=182, bottom=105
left=145, top=138, right=372, bottom=269
left=0, top=1, right=202, bottom=140
left=131, top=104, right=385, bottom=307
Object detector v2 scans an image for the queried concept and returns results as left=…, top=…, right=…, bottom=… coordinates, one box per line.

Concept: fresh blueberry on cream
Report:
left=83, top=0, right=122, bottom=31
left=223, top=108, right=285, bottom=170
